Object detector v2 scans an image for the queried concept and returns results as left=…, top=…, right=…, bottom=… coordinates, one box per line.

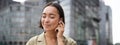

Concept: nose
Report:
left=44, top=17, right=50, bottom=23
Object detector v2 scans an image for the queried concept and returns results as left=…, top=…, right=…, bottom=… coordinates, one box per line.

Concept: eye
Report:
left=50, top=15, right=55, bottom=19
left=50, top=16, right=55, bottom=19
left=42, top=15, right=46, bottom=18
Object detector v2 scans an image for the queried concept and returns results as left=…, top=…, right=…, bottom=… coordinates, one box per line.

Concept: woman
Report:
left=26, top=2, right=77, bottom=45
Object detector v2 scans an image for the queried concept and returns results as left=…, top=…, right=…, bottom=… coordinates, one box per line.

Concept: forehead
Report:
left=43, top=6, right=59, bottom=14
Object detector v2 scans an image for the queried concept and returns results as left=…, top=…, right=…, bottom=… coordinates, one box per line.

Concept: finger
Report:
left=59, top=23, right=63, bottom=28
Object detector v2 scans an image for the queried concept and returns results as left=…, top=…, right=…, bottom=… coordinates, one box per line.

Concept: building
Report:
left=0, top=0, right=46, bottom=45
left=59, top=0, right=100, bottom=45
left=0, top=0, right=19, bottom=10
left=59, top=0, right=112, bottom=45
left=99, top=0, right=113, bottom=45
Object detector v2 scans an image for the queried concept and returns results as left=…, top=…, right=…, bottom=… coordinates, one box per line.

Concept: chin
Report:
left=44, top=28, right=52, bottom=31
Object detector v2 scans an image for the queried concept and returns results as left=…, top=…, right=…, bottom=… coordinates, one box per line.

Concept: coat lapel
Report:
left=36, top=33, right=46, bottom=45
left=36, top=32, right=67, bottom=45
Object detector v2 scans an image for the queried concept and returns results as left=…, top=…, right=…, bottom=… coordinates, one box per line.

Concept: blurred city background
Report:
left=0, top=0, right=113, bottom=45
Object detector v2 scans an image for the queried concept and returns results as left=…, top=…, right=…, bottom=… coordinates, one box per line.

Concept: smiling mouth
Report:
left=44, top=24, right=51, bottom=27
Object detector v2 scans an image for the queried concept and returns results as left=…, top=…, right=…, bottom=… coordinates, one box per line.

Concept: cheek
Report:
left=41, top=19, right=44, bottom=26
left=51, top=19, right=59, bottom=26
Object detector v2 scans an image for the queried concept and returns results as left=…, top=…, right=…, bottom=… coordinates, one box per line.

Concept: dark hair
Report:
left=39, top=2, right=65, bottom=28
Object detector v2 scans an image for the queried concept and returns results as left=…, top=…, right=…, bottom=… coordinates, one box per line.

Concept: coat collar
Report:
left=37, top=32, right=45, bottom=42
left=36, top=32, right=67, bottom=45
left=37, top=32, right=46, bottom=45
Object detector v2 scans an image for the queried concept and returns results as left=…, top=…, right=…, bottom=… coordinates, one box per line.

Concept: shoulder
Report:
left=64, top=36, right=77, bottom=45
left=26, top=35, right=38, bottom=45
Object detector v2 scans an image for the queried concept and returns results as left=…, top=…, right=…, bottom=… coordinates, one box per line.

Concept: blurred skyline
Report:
left=0, top=0, right=115, bottom=45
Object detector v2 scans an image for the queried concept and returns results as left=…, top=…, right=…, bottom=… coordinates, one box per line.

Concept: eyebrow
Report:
left=49, top=13, right=55, bottom=15
left=43, top=12, right=56, bottom=15
left=42, top=13, right=46, bottom=15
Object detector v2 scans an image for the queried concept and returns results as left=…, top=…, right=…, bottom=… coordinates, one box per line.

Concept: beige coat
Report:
left=26, top=32, right=77, bottom=45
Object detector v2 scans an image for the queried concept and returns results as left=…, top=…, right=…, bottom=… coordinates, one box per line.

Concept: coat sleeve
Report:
left=26, top=36, right=38, bottom=45
left=71, top=40, right=77, bottom=45
left=65, top=36, right=77, bottom=45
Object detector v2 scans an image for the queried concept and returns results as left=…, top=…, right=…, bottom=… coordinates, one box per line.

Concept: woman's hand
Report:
left=56, top=21, right=65, bottom=45
left=56, top=21, right=64, bottom=38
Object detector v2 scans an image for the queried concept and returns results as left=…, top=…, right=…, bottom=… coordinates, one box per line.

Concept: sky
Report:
left=104, top=0, right=120, bottom=44
left=13, top=0, right=120, bottom=44
left=13, top=0, right=26, bottom=4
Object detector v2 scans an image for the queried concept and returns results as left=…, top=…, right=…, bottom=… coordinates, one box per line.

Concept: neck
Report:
left=45, top=30, right=57, bottom=39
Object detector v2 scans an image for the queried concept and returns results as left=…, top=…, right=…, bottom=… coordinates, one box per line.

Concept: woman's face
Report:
left=41, top=6, right=60, bottom=31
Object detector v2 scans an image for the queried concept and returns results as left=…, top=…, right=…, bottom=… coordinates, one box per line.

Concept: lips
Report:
left=44, top=24, right=51, bottom=27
